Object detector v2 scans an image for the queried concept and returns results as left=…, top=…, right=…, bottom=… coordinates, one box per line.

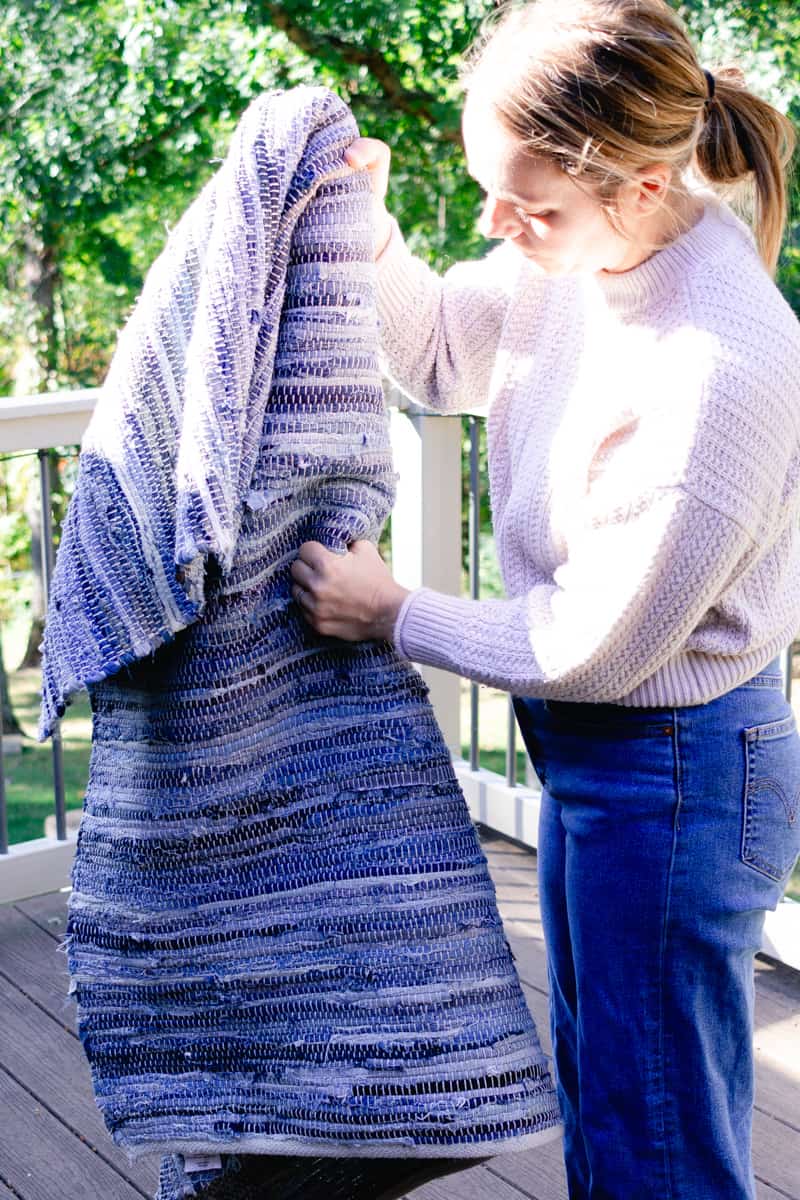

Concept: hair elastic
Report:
left=703, top=68, right=716, bottom=103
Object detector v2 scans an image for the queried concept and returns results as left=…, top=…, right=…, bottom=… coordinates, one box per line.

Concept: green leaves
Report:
left=674, top=1, right=800, bottom=304
left=1, top=0, right=283, bottom=387
left=1, top=0, right=798, bottom=397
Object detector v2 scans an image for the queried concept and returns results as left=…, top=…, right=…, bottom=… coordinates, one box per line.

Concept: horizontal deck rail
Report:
left=0, top=390, right=797, bottom=970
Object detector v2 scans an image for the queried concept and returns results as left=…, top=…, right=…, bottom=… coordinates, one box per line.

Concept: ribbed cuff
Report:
left=393, top=586, right=472, bottom=674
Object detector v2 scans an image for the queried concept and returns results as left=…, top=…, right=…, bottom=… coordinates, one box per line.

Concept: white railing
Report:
left=0, top=390, right=796, bottom=972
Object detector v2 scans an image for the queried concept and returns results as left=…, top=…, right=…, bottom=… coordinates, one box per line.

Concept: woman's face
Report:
left=462, top=91, right=637, bottom=277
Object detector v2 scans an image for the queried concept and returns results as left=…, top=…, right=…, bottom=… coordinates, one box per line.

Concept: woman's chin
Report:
left=512, top=245, right=562, bottom=275
left=506, top=236, right=560, bottom=274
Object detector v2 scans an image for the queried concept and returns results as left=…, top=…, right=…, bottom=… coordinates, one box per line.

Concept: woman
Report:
left=290, top=1, right=800, bottom=1196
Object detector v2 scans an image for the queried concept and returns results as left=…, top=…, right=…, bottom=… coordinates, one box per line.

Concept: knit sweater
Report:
left=378, top=201, right=800, bottom=705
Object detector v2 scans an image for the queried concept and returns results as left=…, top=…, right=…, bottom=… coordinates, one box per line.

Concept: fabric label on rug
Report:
left=182, top=1154, right=223, bottom=1173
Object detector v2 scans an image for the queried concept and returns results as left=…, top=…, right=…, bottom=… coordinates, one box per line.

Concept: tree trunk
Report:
left=0, top=649, right=24, bottom=738
left=19, top=618, right=45, bottom=670
left=22, top=228, right=60, bottom=389
left=19, top=230, right=61, bottom=667
left=19, top=453, right=51, bottom=669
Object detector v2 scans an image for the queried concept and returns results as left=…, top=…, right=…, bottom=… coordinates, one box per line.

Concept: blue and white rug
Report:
left=39, top=86, right=561, bottom=1199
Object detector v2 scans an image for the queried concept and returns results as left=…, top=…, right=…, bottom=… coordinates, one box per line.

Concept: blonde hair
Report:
left=463, top=0, right=796, bottom=274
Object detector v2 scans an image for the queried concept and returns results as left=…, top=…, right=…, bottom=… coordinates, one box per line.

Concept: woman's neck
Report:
left=604, top=189, right=706, bottom=275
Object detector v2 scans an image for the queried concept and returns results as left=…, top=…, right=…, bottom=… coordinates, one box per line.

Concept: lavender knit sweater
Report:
left=379, top=205, right=800, bottom=703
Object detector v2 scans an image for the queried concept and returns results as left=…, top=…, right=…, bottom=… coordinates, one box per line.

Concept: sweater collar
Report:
left=592, top=198, right=758, bottom=312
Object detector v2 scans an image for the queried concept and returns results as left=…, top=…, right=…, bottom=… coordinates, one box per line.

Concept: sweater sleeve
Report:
left=392, top=486, right=756, bottom=701
left=376, top=217, right=521, bottom=414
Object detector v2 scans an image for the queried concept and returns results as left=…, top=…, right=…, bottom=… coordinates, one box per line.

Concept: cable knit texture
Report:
left=379, top=203, right=800, bottom=704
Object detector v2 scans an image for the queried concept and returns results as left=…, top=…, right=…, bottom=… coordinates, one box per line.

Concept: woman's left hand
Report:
left=290, top=540, right=409, bottom=643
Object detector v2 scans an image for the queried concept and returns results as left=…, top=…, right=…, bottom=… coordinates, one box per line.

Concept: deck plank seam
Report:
left=753, top=1104, right=800, bottom=1136
left=485, top=1163, right=540, bottom=1199
left=754, top=1172, right=798, bottom=1200
left=511, top=974, right=549, bottom=1000
left=0, top=1170, right=24, bottom=1200
left=12, top=900, right=69, bottom=943
left=0, top=1063, right=152, bottom=1200
left=0, top=965, right=78, bottom=1040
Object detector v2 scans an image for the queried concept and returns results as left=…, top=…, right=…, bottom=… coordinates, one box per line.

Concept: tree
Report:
left=242, top=0, right=490, bottom=268
left=1, top=0, right=496, bottom=635
left=676, top=0, right=800, bottom=306
left=3, top=1, right=797, bottom=398
left=0, top=652, right=23, bottom=738
left=0, top=0, right=286, bottom=391
left=0, top=456, right=29, bottom=733
left=0, top=0, right=287, bottom=665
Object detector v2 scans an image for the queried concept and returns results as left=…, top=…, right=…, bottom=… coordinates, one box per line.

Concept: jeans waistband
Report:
left=533, top=657, right=788, bottom=720
left=741, top=656, right=785, bottom=689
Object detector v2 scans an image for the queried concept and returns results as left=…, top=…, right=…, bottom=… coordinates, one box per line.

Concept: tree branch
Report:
left=258, top=3, right=462, bottom=144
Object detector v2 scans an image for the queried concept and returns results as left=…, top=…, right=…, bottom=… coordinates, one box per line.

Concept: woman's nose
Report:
left=478, top=194, right=521, bottom=240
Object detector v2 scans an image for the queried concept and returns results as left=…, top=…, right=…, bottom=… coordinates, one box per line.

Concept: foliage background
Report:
left=1, top=0, right=798, bottom=400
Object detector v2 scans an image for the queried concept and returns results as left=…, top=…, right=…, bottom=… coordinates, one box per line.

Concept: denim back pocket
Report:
left=742, top=715, right=800, bottom=882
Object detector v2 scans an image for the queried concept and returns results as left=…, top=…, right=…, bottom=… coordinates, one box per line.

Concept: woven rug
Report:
left=39, top=86, right=561, bottom=1199
left=156, top=1151, right=486, bottom=1200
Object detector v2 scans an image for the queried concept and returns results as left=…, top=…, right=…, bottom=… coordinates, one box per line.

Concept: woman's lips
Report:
left=510, top=234, right=541, bottom=259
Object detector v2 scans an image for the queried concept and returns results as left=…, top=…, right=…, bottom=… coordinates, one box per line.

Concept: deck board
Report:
left=403, top=1163, right=533, bottom=1200
left=0, top=900, right=72, bottom=1017
left=1, top=832, right=798, bottom=1200
left=0, top=1066, right=148, bottom=1200
left=486, top=1141, right=569, bottom=1200
left=0, top=970, right=159, bottom=1196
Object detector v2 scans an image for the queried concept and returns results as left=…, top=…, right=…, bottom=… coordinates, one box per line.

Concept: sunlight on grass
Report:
left=459, top=680, right=531, bottom=783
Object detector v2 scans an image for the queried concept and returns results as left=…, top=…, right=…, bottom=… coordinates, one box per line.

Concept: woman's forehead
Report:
left=462, top=94, right=565, bottom=205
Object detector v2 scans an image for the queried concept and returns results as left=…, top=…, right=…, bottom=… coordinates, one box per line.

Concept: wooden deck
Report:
left=1, top=832, right=798, bottom=1200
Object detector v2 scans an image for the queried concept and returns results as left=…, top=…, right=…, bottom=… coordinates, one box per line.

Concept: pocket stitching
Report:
left=742, top=722, right=800, bottom=882
left=745, top=714, right=796, bottom=742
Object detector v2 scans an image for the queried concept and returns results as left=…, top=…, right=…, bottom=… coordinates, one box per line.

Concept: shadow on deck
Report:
left=0, top=833, right=798, bottom=1200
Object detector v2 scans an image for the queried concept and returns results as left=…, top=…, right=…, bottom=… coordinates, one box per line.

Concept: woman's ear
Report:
left=632, top=163, right=673, bottom=214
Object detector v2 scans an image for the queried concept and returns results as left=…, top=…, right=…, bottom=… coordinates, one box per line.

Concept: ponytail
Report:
left=696, top=68, right=796, bottom=275
left=465, top=0, right=797, bottom=277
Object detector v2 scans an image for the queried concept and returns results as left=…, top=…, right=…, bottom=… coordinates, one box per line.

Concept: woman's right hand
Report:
left=345, top=137, right=394, bottom=259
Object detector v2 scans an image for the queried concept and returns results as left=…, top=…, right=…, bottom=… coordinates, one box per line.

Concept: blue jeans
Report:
left=512, top=661, right=800, bottom=1199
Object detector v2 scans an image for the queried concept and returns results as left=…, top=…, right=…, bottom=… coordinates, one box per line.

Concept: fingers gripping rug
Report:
left=39, top=86, right=561, bottom=1199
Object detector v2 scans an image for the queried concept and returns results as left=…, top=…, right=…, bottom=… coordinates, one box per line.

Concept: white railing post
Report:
left=388, top=393, right=462, bottom=756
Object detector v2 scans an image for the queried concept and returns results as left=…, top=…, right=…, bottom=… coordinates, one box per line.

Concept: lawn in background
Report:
left=2, top=609, right=91, bottom=845
left=4, top=666, right=90, bottom=845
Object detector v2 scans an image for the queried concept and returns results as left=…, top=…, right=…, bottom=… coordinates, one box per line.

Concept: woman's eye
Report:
left=517, top=207, right=553, bottom=222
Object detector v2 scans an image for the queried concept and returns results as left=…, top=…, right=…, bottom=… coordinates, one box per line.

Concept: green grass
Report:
left=459, top=683, right=532, bottom=781
left=460, top=745, right=530, bottom=781
left=3, top=667, right=91, bottom=845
